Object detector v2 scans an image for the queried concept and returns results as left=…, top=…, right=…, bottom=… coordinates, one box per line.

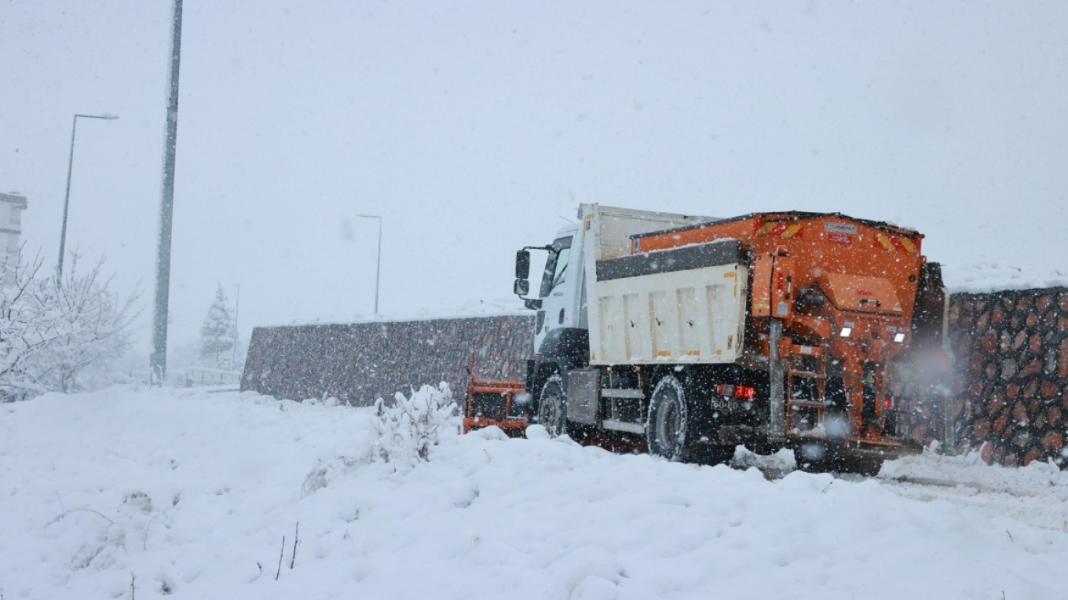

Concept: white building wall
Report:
left=0, top=193, right=28, bottom=285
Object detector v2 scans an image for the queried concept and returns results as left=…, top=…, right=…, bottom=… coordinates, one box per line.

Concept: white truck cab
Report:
left=517, top=205, right=715, bottom=362
left=530, top=224, right=584, bottom=355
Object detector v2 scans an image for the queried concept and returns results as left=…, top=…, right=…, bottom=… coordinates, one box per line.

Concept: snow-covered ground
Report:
left=3, top=388, right=1068, bottom=600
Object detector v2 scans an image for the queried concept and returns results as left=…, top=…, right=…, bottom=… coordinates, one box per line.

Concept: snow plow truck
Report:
left=464, top=204, right=948, bottom=472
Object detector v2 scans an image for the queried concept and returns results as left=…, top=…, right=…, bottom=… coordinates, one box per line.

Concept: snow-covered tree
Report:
left=0, top=250, right=137, bottom=397
left=0, top=253, right=54, bottom=397
left=200, top=284, right=235, bottom=367
left=371, top=383, right=457, bottom=464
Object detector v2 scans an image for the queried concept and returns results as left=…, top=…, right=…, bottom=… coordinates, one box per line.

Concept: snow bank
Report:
left=257, top=297, right=527, bottom=328
left=3, top=387, right=1068, bottom=599
left=943, top=261, right=1068, bottom=294
left=882, top=448, right=1068, bottom=499
left=730, top=445, right=796, bottom=478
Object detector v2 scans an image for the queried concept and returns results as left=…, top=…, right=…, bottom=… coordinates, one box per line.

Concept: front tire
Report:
left=537, top=374, right=567, bottom=437
left=646, top=375, right=690, bottom=461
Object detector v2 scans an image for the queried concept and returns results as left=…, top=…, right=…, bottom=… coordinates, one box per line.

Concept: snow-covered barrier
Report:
left=948, top=287, right=1068, bottom=467
left=240, top=315, right=533, bottom=405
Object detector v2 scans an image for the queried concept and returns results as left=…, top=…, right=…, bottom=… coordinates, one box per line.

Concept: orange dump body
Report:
left=635, top=212, right=927, bottom=447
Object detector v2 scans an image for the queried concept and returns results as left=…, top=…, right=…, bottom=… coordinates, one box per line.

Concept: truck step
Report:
left=788, top=429, right=829, bottom=440
left=601, top=388, right=644, bottom=399
left=602, top=419, right=645, bottom=434
left=787, top=370, right=826, bottom=379
left=785, top=345, right=824, bottom=357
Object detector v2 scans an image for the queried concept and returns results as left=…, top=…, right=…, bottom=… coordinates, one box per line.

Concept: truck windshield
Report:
left=539, top=236, right=572, bottom=298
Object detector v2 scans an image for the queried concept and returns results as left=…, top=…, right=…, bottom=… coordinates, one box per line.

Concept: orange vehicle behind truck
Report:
left=467, top=205, right=948, bottom=472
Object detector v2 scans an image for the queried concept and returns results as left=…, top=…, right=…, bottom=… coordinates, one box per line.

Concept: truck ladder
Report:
left=784, top=345, right=827, bottom=435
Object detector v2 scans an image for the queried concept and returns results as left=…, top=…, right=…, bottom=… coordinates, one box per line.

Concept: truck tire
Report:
left=793, top=444, right=884, bottom=476
left=646, top=375, right=692, bottom=461
left=537, top=374, right=567, bottom=437
left=793, top=443, right=833, bottom=473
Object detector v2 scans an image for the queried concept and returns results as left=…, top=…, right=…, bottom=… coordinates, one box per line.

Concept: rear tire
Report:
left=793, top=444, right=833, bottom=473
left=646, top=375, right=691, bottom=461
left=793, top=444, right=884, bottom=476
left=694, top=444, right=736, bottom=466
left=537, top=375, right=567, bottom=437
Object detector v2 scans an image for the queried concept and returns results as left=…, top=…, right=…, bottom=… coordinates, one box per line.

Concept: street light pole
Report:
left=58, top=113, right=118, bottom=278
left=356, top=214, right=382, bottom=315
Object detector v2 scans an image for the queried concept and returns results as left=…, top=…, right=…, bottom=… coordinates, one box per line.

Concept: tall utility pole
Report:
left=151, top=0, right=183, bottom=385
left=58, top=113, right=118, bottom=278
left=356, top=214, right=382, bottom=315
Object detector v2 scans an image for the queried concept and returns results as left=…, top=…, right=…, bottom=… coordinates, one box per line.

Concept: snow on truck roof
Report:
left=630, top=210, right=922, bottom=241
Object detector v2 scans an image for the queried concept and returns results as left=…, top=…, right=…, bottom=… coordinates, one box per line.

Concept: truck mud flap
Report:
left=768, top=319, right=786, bottom=439
left=566, top=368, right=600, bottom=426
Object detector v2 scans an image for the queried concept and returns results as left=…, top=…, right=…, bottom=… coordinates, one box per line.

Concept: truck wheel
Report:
left=537, top=375, right=567, bottom=437
left=793, top=444, right=883, bottom=476
left=646, top=375, right=690, bottom=461
left=793, top=444, right=832, bottom=473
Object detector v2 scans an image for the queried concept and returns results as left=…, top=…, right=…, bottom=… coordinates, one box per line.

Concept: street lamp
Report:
left=355, top=214, right=382, bottom=315
left=58, top=112, right=119, bottom=277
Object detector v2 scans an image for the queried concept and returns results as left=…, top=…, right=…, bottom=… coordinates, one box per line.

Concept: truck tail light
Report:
left=734, top=385, right=757, bottom=400
left=715, top=384, right=756, bottom=400
left=884, top=396, right=894, bottom=410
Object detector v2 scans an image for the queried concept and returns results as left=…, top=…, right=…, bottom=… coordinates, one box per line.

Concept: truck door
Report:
left=534, top=232, right=586, bottom=363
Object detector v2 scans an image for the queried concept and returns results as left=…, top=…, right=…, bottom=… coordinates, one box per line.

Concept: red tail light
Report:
left=734, top=385, right=756, bottom=400
left=716, top=384, right=756, bottom=400
left=884, top=397, right=894, bottom=410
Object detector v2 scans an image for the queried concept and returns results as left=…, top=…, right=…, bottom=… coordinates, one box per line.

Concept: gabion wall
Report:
left=240, top=315, right=535, bottom=405
left=949, top=288, right=1068, bottom=467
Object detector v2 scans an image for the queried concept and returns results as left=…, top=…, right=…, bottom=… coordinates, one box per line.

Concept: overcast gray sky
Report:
left=2, top=0, right=1067, bottom=355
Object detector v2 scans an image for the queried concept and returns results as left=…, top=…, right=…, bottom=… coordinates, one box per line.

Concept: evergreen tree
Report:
left=200, top=284, right=235, bottom=366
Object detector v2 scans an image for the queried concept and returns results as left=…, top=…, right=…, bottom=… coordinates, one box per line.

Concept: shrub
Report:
left=371, top=383, right=457, bottom=464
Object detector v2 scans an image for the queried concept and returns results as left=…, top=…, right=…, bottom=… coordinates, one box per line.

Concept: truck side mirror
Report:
left=513, top=278, right=530, bottom=297
left=515, top=249, right=531, bottom=279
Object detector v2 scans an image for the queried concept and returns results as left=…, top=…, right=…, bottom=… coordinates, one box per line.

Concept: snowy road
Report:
left=2, top=388, right=1067, bottom=600
left=877, top=457, right=1068, bottom=537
